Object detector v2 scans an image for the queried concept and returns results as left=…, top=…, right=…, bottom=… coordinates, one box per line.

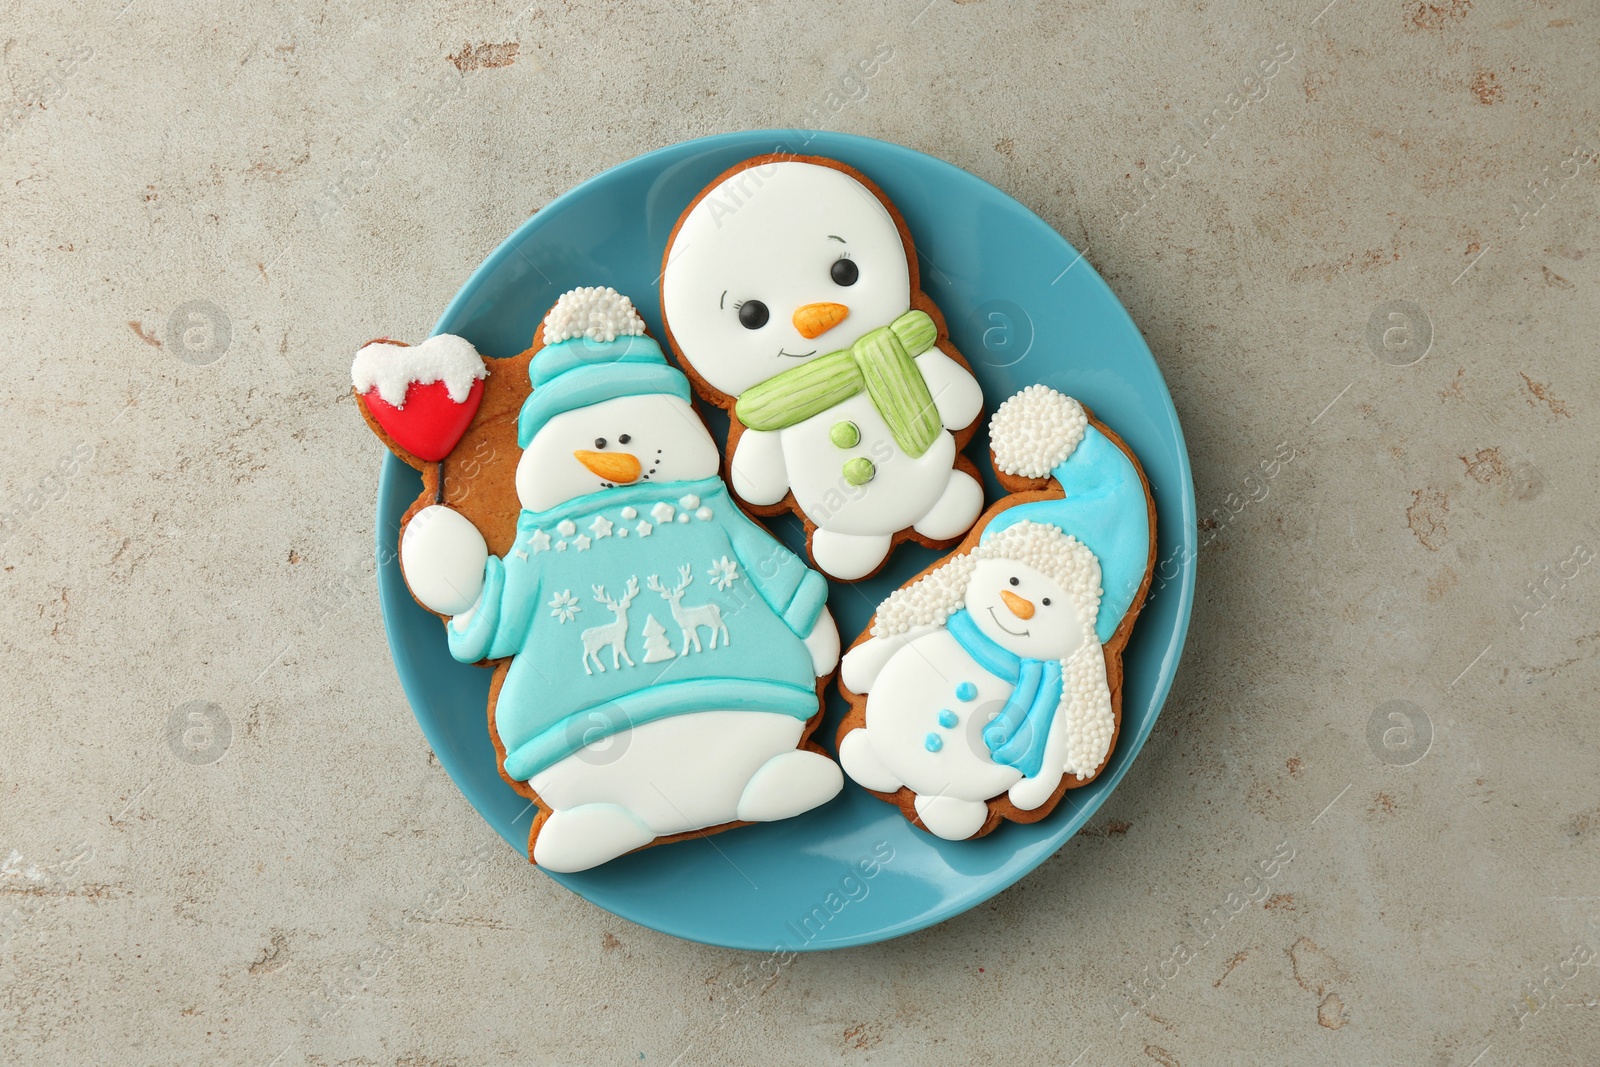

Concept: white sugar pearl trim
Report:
left=989, top=385, right=1088, bottom=478
left=541, top=286, right=647, bottom=345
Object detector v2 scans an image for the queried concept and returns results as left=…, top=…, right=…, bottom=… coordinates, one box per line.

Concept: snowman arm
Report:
left=728, top=428, right=790, bottom=506
left=446, top=555, right=537, bottom=664
left=915, top=348, right=984, bottom=431
left=1008, top=644, right=1115, bottom=809
left=1006, top=710, right=1070, bottom=812
left=839, top=626, right=937, bottom=694
left=445, top=555, right=505, bottom=663
left=721, top=501, right=828, bottom=636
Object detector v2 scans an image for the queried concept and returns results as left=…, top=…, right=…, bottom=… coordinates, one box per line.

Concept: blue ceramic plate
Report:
left=376, top=130, right=1195, bottom=951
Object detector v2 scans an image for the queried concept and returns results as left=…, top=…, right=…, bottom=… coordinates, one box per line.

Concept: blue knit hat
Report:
left=517, top=287, right=692, bottom=448
left=518, top=334, right=691, bottom=447
left=984, top=386, right=1151, bottom=644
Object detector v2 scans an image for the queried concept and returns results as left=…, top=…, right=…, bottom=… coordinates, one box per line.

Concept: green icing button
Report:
left=829, top=420, right=861, bottom=448
left=843, top=457, right=876, bottom=486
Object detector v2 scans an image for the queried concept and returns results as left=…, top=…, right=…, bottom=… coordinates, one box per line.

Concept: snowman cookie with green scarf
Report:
left=661, top=155, right=986, bottom=581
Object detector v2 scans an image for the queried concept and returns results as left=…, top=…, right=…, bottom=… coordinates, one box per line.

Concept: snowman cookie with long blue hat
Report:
left=836, top=386, right=1156, bottom=841
left=660, top=155, right=987, bottom=581
left=366, top=287, right=845, bottom=872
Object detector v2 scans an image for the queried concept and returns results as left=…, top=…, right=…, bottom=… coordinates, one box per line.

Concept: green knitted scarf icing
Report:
left=733, top=309, right=942, bottom=458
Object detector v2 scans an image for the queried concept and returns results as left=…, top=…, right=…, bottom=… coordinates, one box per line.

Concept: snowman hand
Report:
left=1006, top=767, right=1065, bottom=812
left=802, top=606, right=840, bottom=676
left=400, top=505, right=489, bottom=616
left=840, top=635, right=895, bottom=693
left=728, top=428, right=789, bottom=506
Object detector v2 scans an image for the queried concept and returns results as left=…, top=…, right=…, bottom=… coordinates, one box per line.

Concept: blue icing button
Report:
left=938, top=709, right=958, bottom=729
left=955, top=682, right=978, bottom=702
left=924, top=732, right=943, bottom=753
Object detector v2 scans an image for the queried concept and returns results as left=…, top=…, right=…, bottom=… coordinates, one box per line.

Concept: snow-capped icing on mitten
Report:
left=352, top=334, right=489, bottom=462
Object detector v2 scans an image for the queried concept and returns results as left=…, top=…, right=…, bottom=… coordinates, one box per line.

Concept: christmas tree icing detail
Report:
left=639, top=613, right=675, bottom=663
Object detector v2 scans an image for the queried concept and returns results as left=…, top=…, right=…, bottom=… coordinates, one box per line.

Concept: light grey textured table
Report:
left=3, top=1, right=1597, bottom=1063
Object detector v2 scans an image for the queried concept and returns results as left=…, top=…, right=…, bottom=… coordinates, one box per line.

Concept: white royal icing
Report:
left=838, top=520, right=1116, bottom=839
left=870, top=520, right=1102, bottom=638
left=988, top=385, right=1088, bottom=478
left=661, top=160, right=985, bottom=578
left=541, top=285, right=647, bottom=345
left=352, top=334, right=487, bottom=408
left=528, top=712, right=841, bottom=872
left=515, top=393, right=722, bottom=514
left=399, top=505, right=489, bottom=616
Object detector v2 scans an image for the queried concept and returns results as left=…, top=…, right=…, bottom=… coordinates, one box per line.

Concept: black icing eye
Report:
left=737, top=300, right=770, bottom=329
left=594, top=438, right=607, bottom=449
left=619, top=434, right=631, bottom=445
left=1042, top=598, right=1052, bottom=606
left=1009, top=576, right=1020, bottom=587
left=830, top=256, right=859, bottom=286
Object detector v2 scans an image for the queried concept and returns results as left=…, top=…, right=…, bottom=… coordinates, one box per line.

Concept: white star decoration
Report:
left=707, top=556, right=740, bottom=591
left=548, top=590, right=580, bottom=623
left=573, top=534, right=592, bottom=551
left=589, top=515, right=613, bottom=539
left=527, top=529, right=551, bottom=554
left=650, top=501, right=675, bottom=524
left=636, top=520, right=653, bottom=537
left=555, top=540, right=568, bottom=552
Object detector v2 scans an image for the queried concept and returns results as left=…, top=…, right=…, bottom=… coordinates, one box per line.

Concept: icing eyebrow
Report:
left=827, top=235, right=847, bottom=243
left=720, top=289, right=727, bottom=309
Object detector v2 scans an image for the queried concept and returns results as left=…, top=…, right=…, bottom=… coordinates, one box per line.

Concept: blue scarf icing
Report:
left=945, top=609, right=1062, bottom=778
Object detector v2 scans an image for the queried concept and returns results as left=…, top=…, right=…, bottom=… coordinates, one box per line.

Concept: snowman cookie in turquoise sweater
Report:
left=389, top=287, right=844, bottom=872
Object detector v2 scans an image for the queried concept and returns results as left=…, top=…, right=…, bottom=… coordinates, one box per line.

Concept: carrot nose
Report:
left=792, top=302, right=849, bottom=339
left=574, top=450, right=642, bottom=483
left=998, top=589, right=1036, bottom=620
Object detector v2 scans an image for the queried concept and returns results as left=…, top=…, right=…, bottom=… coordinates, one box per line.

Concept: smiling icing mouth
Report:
left=777, top=349, right=817, bottom=358
left=987, top=605, right=1030, bottom=637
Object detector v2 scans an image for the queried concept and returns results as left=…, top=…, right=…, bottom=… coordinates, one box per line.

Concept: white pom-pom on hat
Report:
left=541, top=286, right=647, bottom=346
left=988, top=385, right=1088, bottom=478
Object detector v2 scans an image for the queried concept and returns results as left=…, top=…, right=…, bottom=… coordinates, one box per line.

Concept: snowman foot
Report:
left=533, top=803, right=655, bottom=873
left=913, top=794, right=990, bottom=841
left=735, top=750, right=843, bottom=823
left=838, top=729, right=904, bottom=793
left=811, top=530, right=892, bottom=580
left=912, top=468, right=984, bottom=542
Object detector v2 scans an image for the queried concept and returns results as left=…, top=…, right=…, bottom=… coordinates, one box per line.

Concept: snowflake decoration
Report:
left=707, top=556, right=740, bottom=591
left=548, top=590, right=581, bottom=623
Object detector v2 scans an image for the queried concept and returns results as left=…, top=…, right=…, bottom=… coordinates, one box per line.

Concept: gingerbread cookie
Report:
left=835, top=386, right=1157, bottom=841
left=660, top=155, right=986, bottom=581
left=353, top=287, right=845, bottom=872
